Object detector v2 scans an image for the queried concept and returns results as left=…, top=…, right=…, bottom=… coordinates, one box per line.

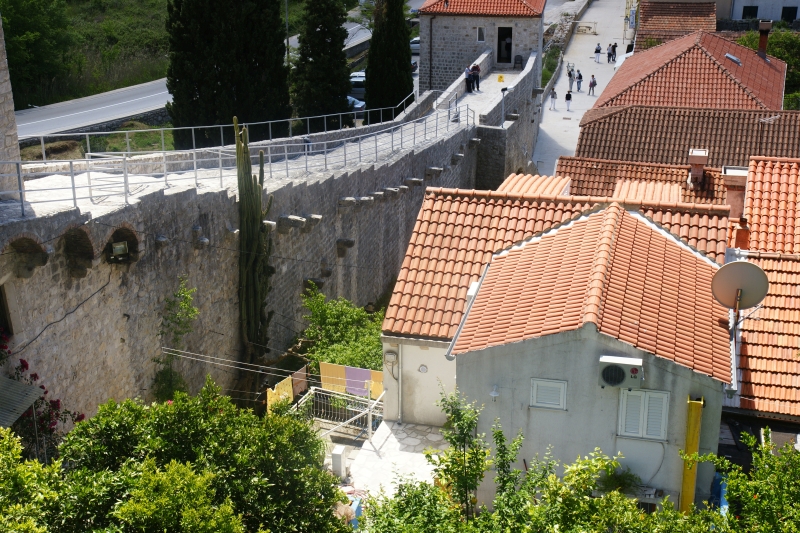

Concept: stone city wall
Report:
left=419, top=14, right=543, bottom=92
left=0, top=124, right=478, bottom=418
left=0, top=17, right=20, bottom=193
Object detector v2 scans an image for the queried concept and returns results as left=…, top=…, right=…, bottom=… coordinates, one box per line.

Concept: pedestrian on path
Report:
left=464, top=66, right=473, bottom=93
left=607, top=44, right=612, bottom=63
left=612, top=43, right=618, bottom=61
left=471, top=64, right=481, bottom=91
left=565, top=90, right=572, bottom=111
left=576, top=70, right=583, bottom=91
left=549, top=88, right=557, bottom=110
left=588, top=75, right=597, bottom=95
left=568, top=68, right=574, bottom=91
left=594, top=43, right=601, bottom=63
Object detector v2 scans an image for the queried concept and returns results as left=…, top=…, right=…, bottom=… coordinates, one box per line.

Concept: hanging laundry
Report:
left=292, top=365, right=308, bottom=397
left=320, top=361, right=347, bottom=393
left=370, top=370, right=384, bottom=399
left=345, top=366, right=371, bottom=397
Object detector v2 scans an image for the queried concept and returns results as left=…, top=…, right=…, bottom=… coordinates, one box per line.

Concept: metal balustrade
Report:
left=1, top=105, right=474, bottom=218
left=293, top=386, right=385, bottom=442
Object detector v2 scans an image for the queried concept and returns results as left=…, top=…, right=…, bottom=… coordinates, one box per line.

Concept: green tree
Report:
left=364, top=0, right=413, bottom=117
left=291, top=0, right=353, bottom=133
left=424, top=388, right=492, bottom=520
left=165, top=0, right=291, bottom=148
left=0, top=0, right=74, bottom=109
left=737, top=29, right=800, bottom=108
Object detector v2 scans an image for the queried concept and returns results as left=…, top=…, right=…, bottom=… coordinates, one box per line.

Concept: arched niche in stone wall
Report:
left=6, top=237, right=49, bottom=279
left=103, top=228, right=140, bottom=265
left=61, top=228, right=95, bottom=279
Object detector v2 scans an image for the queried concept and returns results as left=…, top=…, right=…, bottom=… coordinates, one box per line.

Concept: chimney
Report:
left=758, top=20, right=772, bottom=59
left=687, top=148, right=708, bottom=188
left=734, top=217, right=751, bottom=249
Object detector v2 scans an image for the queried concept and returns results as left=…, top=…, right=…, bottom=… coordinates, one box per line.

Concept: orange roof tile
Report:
left=576, top=107, right=800, bottom=168
left=597, top=32, right=786, bottom=110
left=450, top=205, right=731, bottom=382
left=743, top=157, right=800, bottom=254
left=636, top=2, right=717, bottom=49
left=382, top=188, right=731, bottom=341
left=737, top=253, right=800, bottom=417
left=556, top=156, right=727, bottom=204
left=497, top=174, right=571, bottom=195
left=419, top=0, right=544, bottom=17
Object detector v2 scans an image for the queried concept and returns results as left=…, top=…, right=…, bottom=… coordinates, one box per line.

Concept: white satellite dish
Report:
left=711, top=261, right=769, bottom=311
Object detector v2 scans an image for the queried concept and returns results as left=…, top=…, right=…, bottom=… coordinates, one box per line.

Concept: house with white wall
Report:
left=418, top=0, right=545, bottom=91
left=447, top=203, right=731, bottom=506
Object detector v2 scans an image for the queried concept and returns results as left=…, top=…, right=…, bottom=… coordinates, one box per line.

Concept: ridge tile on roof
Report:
left=450, top=205, right=731, bottom=382
left=382, top=187, right=731, bottom=341
left=595, top=31, right=786, bottom=110
left=419, top=0, right=544, bottom=17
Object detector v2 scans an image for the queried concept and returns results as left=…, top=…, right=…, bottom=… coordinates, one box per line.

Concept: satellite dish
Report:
left=711, top=261, right=769, bottom=310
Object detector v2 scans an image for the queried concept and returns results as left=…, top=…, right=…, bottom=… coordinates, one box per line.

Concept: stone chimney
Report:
left=758, top=20, right=772, bottom=59
left=687, top=148, right=708, bottom=188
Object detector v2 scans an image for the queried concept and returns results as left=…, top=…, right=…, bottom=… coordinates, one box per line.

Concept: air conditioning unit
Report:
left=599, top=356, right=643, bottom=389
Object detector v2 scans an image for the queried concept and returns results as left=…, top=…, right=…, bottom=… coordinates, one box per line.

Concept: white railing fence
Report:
left=1, top=105, right=474, bottom=218
left=293, top=386, right=385, bottom=442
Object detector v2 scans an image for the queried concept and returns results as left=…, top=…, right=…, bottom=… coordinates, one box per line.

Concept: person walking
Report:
left=464, top=66, right=473, bottom=93
left=568, top=68, right=574, bottom=91
left=576, top=70, right=583, bottom=92
left=471, top=64, right=481, bottom=91
left=565, top=90, right=572, bottom=111
left=588, top=75, right=597, bottom=95
left=607, top=44, right=612, bottom=63
left=612, top=43, right=618, bottom=62
left=549, top=88, right=557, bottom=110
left=594, top=43, right=601, bottom=63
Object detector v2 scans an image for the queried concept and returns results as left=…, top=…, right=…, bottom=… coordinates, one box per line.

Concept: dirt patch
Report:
left=20, top=140, right=85, bottom=161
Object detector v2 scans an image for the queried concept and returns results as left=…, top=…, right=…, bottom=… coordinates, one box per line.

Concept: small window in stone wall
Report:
left=0, top=285, right=13, bottom=335
left=477, top=27, right=485, bottom=42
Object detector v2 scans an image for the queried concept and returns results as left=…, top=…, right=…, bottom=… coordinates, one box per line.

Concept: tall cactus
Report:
left=234, top=118, right=275, bottom=399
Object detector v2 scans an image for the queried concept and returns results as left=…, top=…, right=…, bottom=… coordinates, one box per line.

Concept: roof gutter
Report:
left=445, top=262, right=491, bottom=361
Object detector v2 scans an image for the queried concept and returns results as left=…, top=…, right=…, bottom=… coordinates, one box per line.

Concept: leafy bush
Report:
left=301, top=286, right=384, bottom=370
left=2, top=378, right=349, bottom=533
left=541, top=46, right=560, bottom=86
left=152, top=275, right=198, bottom=402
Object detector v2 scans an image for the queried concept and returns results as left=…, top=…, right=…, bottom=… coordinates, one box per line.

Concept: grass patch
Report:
left=98, top=121, right=176, bottom=153
left=541, top=46, right=561, bottom=87
left=20, top=140, right=84, bottom=161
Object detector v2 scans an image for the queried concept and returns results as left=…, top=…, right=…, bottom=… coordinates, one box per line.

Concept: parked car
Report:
left=348, top=96, right=366, bottom=116
left=411, top=60, right=418, bottom=73
left=349, top=72, right=366, bottom=100
left=410, top=37, right=420, bottom=54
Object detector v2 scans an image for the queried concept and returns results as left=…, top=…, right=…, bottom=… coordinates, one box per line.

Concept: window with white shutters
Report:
left=530, top=379, right=567, bottom=410
left=619, top=390, right=669, bottom=440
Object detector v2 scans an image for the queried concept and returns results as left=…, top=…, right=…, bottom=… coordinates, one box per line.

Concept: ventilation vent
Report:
left=725, top=53, right=741, bottom=66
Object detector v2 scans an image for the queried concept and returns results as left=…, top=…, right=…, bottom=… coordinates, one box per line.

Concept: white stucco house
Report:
left=446, top=203, right=731, bottom=506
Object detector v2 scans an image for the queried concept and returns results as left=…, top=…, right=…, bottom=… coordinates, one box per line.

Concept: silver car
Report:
left=410, top=37, right=420, bottom=54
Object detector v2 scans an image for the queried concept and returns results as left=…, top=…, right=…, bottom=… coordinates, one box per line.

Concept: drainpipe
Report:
left=428, top=16, right=436, bottom=91
left=679, top=397, right=704, bottom=513
left=397, top=344, right=403, bottom=424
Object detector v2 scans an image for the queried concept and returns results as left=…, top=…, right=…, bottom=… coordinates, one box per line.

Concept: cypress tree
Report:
left=291, top=0, right=353, bottom=133
left=364, top=0, right=413, bottom=117
left=166, top=0, right=290, bottom=148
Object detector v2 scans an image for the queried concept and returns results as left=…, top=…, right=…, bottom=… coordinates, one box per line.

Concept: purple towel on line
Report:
left=345, top=366, right=371, bottom=397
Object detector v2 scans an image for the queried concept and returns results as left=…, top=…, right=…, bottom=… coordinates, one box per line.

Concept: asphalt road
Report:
left=15, top=79, right=171, bottom=139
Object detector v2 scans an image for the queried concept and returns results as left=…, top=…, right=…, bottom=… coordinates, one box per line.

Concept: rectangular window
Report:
left=741, top=6, right=758, bottom=19
left=782, top=7, right=798, bottom=22
left=619, top=390, right=669, bottom=440
left=530, top=378, right=567, bottom=410
left=477, top=27, right=485, bottom=42
left=0, top=286, right=12, bottom=335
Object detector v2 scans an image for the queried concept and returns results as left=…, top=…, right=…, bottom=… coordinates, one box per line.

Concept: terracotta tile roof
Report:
left=736, top=253, right=800, bottom=417
left=576, top=106, right=800, bottom=168
left=742, top=157, right=800, bottom=254
left=556, top=157, right=727, bottom=205
left=636, top=2, right=716, bottom=50
left=419, top=0, right=544, bottom=17
left=598, top=32, right=786, bottom=110
left=497, top=174, right=571, bottom=195
left=382, top=188, right=731, bottom=341
left=450, top=205, right=732, bottom=382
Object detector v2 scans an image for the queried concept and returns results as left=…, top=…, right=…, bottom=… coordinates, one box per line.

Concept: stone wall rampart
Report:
left=0, top=17, right=20, bottom=193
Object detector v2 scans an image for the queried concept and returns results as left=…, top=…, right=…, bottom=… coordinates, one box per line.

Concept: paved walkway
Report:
left=457, top=70, right=520, bottom=117
left=532, top=0, right=630, bottom=176
left=348, top=421, right=447, bottom=496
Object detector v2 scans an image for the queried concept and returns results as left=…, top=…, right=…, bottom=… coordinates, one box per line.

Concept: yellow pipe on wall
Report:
left=679, top=396, right=704, bottom=513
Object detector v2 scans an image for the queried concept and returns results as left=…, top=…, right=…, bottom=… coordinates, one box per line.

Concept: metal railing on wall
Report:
left=293, top=386, right=385, bottom=442
left=19, top=91, right=419, bottom=161
left=2, top=105, right=475, bottom=218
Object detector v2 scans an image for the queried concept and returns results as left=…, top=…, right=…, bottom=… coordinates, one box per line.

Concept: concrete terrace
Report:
left=458, top=70, right=521, bottom=117
left=532, top=0, right=630, bottom=175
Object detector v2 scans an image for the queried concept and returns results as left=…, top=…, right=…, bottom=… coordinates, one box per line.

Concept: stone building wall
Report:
left=0, top=125, right=478, bottom=418
left=419, top=14, right=543, bottom=92
left=0, top=17, right=20, bottom=192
